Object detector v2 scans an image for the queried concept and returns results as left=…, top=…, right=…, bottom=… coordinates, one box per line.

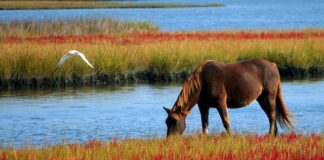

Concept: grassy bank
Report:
left=0, top=133, right=323, bottom=160
left=1, top=31, right=324, bottom=89
left=0, top=19, right=323, bottom=89
left=0, top=1, right=223, bottom=10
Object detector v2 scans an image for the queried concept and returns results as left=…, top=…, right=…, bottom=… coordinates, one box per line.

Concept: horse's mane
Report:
left=172, top=61, right=206, bottom=112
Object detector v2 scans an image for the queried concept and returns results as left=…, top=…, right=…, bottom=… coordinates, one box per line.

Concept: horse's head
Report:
left=163, top=106, right=190, bottom=137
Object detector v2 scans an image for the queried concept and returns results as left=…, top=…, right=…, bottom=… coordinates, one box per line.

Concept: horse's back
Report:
left=224, top=58, right=280, bottom=83
left=201, top=58, right=279, bottom=83
left=200, top=58, right=280, bottom=108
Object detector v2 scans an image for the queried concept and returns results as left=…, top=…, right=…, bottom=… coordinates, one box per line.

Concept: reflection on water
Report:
left=0, top=80, right=323, bottom=147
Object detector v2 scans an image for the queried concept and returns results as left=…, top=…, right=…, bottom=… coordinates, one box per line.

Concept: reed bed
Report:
left=1, top=31, right=324, bottom=89
left=0, top=1, right=223, bottom=10
left=0, top=133, right=323, bottom=160
left=0, top=18, right=159, bottom=38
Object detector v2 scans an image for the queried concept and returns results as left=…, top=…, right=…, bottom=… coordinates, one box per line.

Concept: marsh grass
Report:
left=0, top=37, right=324, bottom=89
left=0, top=133, right=323, bottom=160
left=0, top=18, right=158, bottom=38
left=0, top=1, right=223, bottom=10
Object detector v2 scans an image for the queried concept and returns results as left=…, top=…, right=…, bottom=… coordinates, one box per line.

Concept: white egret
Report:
left=56, top=50, right=94, bottom=69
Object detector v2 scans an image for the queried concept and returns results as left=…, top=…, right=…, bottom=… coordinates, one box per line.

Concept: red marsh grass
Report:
left=3, top=30, right=324, bottom=44
left=0, top=133, right=323, bottom=160
left=0, top=30, right=324, bottom=89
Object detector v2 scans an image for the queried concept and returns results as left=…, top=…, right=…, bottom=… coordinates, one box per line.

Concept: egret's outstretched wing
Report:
left=77, top=53, right=94, bottom=68
left=56, top=50, right=94, bottom=69
left=56, top=53, right=75, bottom=68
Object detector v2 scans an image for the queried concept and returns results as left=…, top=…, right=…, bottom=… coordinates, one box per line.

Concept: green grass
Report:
left=0, top=1, right=223, bottom=10
left=0, top=133, right=323, bottom=160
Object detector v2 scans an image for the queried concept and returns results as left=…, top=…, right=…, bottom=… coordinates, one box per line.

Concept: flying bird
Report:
left=56, top=50, right=94, bottom=69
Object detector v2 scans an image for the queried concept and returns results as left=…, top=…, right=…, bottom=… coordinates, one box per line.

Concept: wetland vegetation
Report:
left=0, top=133, right=323, bottom=160
left=0, top=18, right=324, bottom=89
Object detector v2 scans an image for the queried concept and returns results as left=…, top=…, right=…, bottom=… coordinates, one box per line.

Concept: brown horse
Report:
left=163, top=58, right=295, bottom=137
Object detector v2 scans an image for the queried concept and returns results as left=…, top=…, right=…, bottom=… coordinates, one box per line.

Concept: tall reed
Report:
left=0, top=18, right=158, bottom=38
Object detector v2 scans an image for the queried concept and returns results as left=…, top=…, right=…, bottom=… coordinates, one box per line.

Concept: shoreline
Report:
left=1, top=68, right=323, bottom=90
left=0, top=1, right=223, bottom=10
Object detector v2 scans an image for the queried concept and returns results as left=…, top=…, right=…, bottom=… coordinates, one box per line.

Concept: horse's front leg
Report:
left=198, top=104, right=209, bottom=134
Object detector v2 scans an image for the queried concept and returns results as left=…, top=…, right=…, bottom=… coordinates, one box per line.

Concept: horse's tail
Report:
left=276, top=83, right=295, bottom=129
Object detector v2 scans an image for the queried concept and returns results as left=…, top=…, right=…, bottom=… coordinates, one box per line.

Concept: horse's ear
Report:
left=170, top=112, right=180, bottom=121
left=163, top=106, right=171, bottom=114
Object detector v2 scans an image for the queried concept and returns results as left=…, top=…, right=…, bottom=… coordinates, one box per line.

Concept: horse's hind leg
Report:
left=198, top=104, right=209, bottom=134
left=216, top=100, right=232, bottom=135
left=257, top=92, right=278, bottom=135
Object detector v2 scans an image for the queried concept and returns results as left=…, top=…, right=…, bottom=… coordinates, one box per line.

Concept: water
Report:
left=0, top=80, right=323, bottom=147
left=1, top=0, right=324, bottom=31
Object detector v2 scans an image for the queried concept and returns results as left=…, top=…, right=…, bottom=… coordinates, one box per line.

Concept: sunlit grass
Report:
left=1, top=38, right=323, bottom=76
left=0, top=1, right=223, bottom=10
left=0, top=133, right=323, bottom=160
